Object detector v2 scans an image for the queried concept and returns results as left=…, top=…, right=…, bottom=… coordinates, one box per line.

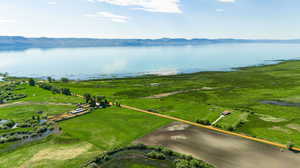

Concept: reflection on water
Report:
left=0, top=43, right=300, bottom=80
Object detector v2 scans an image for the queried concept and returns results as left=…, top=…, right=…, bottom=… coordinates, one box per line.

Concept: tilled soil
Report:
left=135, top=122, right=300, bottom=168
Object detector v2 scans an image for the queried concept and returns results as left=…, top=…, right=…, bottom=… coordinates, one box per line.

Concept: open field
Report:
left=14, top=85, right=82, bottom=103
left=135, top=122, right=300, bottom=168
left=1, top=60, right=300, bottom=167
left=0, top=107, right=171, bottom=167
left=59, top=107, right=171, bottom=150
left=0, top=104, right=75, bottom=121
left=54, top=60, right=300, bottom=147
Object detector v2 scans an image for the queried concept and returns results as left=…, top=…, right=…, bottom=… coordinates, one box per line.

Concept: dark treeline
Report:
left=38, top=83, right=71, bottom=96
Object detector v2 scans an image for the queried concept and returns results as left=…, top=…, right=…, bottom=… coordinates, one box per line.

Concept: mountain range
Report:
left=1, top=36, right=300, bottom=50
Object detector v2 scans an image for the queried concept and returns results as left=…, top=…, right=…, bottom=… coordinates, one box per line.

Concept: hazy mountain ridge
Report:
left=1, top=36, right=300, bottom=49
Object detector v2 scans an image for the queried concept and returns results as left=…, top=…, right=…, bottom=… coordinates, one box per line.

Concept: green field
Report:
left=53, top=61, right=300, bottom=147
left=0, top=106, right=170, bottom=167
left=1, top=60, right=300, bottom=167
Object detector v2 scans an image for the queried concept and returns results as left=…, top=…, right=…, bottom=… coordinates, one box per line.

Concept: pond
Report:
left=261, top=100, right=300, bottom=107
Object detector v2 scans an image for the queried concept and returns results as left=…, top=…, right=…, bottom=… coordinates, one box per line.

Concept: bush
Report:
left=146, top=151, right=166, bottom=160
left=196, top=119, right=211, bottom=125
left=174, top=159, right=190, bottom=168
left=28, top=78, right=35, bottom=86
left=174, top=158, right=214, bottom=168
left=61, top=88, right=71, bottom=96
left=287, top=143, right=295, bottom=151
left=61, top=77, right=69, bottom=83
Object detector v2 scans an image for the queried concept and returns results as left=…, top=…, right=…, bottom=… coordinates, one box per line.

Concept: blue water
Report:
left=0, top=43, right=300, bottom=80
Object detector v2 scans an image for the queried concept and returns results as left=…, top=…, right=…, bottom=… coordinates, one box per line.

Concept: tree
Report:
left=3, top=72, right=8, bottom=77
left=36, top=115, right=40, bottom=122
left=83, top=93, right=92, bottom=103
left=28, top=78, right=35, bottom=86
left=96, top=96, right=105, bottom=103
left=47, top=76, right=53, bottom=83
left=61, top=77, right=69, bottom=83
left=90, top=96, right=97, bottom=107
left=61, top=88, right=72, bottom=96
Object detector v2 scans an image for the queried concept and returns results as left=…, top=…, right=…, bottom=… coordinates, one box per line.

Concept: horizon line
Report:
left=1, top=35, right=300, bottom=41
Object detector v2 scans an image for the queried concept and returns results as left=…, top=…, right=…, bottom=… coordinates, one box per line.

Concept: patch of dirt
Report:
left=21, top=143, right=92, bottom=168
left=0, top=101, right=23, bottom=108
left=269, top=126, right=291, bottom=134
left=145, top=87, right=213, bottom=99
left=201, top=87, right=214, bottom=90
left=0, top=101, right=73, bottom=108
left=135, top=122, right=300, bottom=168
left=171, top=135, right=187, bottom=140
left=146, top=91, right=184, bottom=99
left=287, top=124, right=300, bottom=132
left=166, top=122, right=189, bottom=131
left=258, top=114, right=287, bottom=122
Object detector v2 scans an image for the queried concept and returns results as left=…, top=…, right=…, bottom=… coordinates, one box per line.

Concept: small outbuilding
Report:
left=222, top=111, right=231, bottom=116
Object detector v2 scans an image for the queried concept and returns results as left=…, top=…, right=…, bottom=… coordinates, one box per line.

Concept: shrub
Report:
left=174, top=159, right=190, bottom=168
left=28, top=78, right=35, bottom=86
left=61, top=88, right=71, bottom=96
left=196, top=119, right=211, bottom=125
left=61, top=77, right=69, bottom=83
left=146, top=151, right=166, bottom=160
left=287, top=143, right=295, bottom=151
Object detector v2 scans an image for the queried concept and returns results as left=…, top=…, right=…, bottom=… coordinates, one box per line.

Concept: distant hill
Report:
left=1, top=36, right=300, bottom=50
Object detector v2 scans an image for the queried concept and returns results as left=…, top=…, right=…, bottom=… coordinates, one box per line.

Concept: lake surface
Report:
left=0, top=43, right=300, bottom=80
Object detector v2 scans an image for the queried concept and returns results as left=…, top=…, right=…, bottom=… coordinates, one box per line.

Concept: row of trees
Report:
left=29, top=77, right=70, bottom=85
left=38, top=83, right=72, bottom=96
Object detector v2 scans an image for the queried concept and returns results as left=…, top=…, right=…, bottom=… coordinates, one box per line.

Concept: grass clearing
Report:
left=60, top=107, right=171, bottom=150
left=0, top=104, right=75, bottom=121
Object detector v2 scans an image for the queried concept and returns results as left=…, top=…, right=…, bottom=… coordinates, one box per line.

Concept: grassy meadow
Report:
left=53, top=60, right=300, bottom=147
left=0, top=107, right=171, bottom=168
left=1, top=60, right=300, bottom=167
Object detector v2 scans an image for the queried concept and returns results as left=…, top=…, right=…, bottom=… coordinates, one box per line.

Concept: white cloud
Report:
left=85, top=12, right=129, bottom=23
left=48, top=1, right=57, bottom=5
left=0, top=18, right=16, bottom=23
left=95, top=0, right=182, bottom=13
left=218, top=0, right=235, bottom=3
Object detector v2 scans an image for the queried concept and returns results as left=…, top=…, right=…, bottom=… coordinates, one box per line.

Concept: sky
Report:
left=0, top=0, right=300, bottom=39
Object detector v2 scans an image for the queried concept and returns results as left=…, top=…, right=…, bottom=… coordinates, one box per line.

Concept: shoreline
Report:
left=1, top=59, right=299, bottom=82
